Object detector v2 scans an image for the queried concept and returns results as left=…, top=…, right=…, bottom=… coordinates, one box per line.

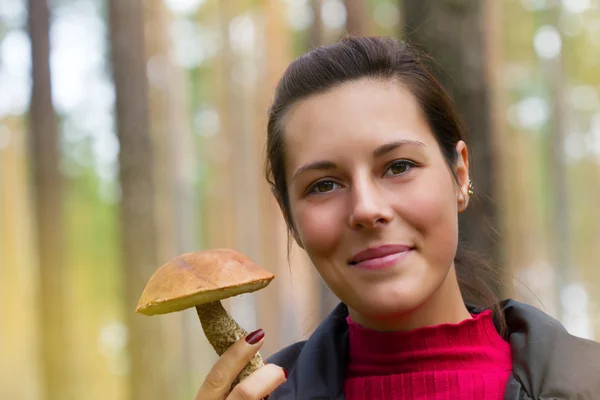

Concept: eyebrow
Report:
left=373, top=139, right=426, bottom=157
left=291, top=139, right=426, bottom=182
left=292, top=160, right=337, bottom=182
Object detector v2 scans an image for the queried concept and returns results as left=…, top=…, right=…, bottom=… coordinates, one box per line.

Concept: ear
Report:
left=454, top=141, right=470, bottom=213
left=272, top=188, right=304, bottom=249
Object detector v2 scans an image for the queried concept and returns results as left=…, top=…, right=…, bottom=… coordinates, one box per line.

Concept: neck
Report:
left=347, top=264, right=471, bottom=331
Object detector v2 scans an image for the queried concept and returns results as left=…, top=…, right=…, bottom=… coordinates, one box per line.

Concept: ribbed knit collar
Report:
left=346, top=310, right=512, bottom=377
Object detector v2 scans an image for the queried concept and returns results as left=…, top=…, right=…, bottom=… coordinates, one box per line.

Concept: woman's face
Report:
left=282, top=79, right=471, bottom=329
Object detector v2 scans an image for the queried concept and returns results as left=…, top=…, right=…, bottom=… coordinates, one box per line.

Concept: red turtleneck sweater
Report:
left=344, top=310, right=512, bottom=400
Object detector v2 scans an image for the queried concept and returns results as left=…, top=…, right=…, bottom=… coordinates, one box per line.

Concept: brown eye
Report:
left=310, top=180, right=339, bottom=194
left=386, top=161, right=412, bottom=176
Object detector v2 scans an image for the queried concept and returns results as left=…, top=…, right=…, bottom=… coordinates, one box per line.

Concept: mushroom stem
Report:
left=196, top=300, right=264, bottom=383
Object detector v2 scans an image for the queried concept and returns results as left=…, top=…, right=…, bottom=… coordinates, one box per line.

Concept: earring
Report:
left=467, top=180, right=474, bottom=196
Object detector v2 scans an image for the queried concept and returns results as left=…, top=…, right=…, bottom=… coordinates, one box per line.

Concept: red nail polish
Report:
left=245, top=329, right=264, bottom=345
left=283, top=368, right=288, bottom=379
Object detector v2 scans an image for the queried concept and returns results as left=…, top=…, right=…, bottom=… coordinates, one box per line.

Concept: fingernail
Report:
left=283, top=368, right=288, bottom=379
left=245, top=329, right=264, bottom=345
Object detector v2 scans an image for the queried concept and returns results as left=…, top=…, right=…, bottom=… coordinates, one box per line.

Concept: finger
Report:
left=227, top=364, right=287, bottom=400
left=195, top=329, right=265, bottom=400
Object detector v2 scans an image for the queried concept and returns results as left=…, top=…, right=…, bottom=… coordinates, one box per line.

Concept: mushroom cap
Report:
left=136, top=249, right=275, bottom=316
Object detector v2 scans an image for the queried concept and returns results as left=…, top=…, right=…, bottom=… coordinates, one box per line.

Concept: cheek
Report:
left=293, top=201, right=344, bottom=256
left=403, top=176, right=459, bottom=254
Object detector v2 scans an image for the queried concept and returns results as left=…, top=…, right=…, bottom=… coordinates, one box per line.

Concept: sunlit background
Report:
left=1, top=0, right=600, bottom=399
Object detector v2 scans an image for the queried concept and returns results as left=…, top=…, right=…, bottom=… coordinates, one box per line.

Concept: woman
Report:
left=196, top=36, right=600, bottom=400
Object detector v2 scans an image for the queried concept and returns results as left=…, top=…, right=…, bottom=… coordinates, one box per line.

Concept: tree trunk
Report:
left=27, top=1, right=70, bottom=398
left=344, top=0, right=370, bottom=36
left=310, top=0, right=324, bottom=47
left=216, top=0, right=261, bottom=345
left=0, top=117, right=41, bottom=400
left=401, top=0, right=502, bottom=295
left=541, top=5, right=570, bottom=323
left=144, top=1, right=198, bottom=396
left=107, top=1, right=173, bottom=399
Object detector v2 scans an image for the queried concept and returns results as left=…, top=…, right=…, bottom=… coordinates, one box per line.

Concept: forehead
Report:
left=282, top=79, right=436, bottom=160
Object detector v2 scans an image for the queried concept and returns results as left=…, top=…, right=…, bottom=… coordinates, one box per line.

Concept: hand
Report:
left=195, top=329, right=287, bottom=400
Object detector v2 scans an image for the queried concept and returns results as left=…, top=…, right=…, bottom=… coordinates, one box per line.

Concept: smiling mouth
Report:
left=348, top=244, right=414, bottom=269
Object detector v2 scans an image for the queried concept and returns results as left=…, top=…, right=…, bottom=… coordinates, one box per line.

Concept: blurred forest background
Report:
left=1, top=0, right=600, bottom=399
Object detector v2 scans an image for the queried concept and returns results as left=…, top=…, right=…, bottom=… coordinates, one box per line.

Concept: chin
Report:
left=344, top=281, right=435, bottom=322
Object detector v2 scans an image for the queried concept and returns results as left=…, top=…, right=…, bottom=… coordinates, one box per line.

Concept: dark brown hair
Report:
left=265, top=36, right=506, bottom=334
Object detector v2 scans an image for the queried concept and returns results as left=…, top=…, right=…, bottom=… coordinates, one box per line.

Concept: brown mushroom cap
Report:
left=136, top=249, right=275, bottom=316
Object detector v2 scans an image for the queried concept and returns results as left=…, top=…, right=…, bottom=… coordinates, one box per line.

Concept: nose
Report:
left=348, top=176, right=393, bottom=230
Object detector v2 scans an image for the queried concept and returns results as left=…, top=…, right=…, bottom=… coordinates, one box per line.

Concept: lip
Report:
left=349, top=244, right=413, bottom=268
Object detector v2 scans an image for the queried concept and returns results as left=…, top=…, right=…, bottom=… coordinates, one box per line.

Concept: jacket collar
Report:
left=502, top=299, right=600, bottom=398
left=273, top=302, right=349, bottom=399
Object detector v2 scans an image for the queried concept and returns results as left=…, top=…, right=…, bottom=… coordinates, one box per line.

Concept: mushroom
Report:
left=136, top=248, right=275, bottom=387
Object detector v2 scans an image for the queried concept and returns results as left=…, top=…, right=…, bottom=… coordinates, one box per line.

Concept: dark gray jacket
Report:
left=267, top=299, right=600, bottom=399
